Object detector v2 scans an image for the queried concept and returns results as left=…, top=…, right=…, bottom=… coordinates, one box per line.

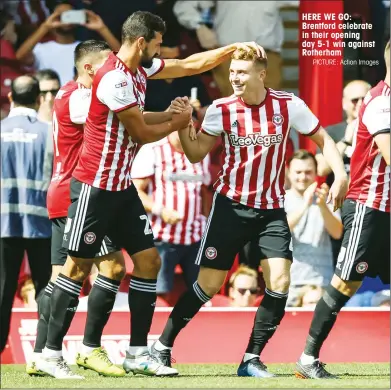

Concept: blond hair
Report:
left=231, top=48, right=267, bottom=69
left=228, top=265, right=258, bottom=289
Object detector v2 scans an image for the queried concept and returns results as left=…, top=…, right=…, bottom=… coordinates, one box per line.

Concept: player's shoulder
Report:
left=213, top=94, right=238, bottom=109
left=95, top=53, right=129, bottom=84
left=363, top=81, right=390, bottom=108
left=268, top=88, right=294, bottom=101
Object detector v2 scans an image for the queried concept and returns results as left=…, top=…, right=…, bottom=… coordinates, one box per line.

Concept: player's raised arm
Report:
left=362, top=95, right=390, bottom=165
left=149, top=42, right=267, bottom=79
left=289, top=96, right=348, bottom=210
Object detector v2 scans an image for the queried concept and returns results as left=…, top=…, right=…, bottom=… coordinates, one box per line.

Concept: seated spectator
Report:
left=173, top=1, right=298, bottom=95
left=15, top=2, right=119, bottom=85
left=35, top=69, right=60, bottom=123
left=293, top=285, right=323, bottom=309
left=285, top=150, right=343, bottom=307
left=227, top=265, right=260, bottom=307
left=371, top=290, right=390, bottom=307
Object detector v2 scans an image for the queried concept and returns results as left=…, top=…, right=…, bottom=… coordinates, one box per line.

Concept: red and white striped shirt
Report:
left=200, top=89, right=320, bottom=209
left=73, top=52, right=165, bottom=191
left=46, top=81, right=91, bottom=219
left=131, top=139, right=211, bottom=245
left=347, top=81, right=390, bottom=213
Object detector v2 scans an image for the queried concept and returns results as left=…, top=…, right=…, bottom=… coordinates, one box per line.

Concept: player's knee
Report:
left=266, top=273, right=290, bottom=294
left=62, top=256, right=93, bottom=282
left=111, top=262, right=126, bottom=281
left=197, top=268, right=226, bottom=297
left=133, top=248, right=161, bottom=277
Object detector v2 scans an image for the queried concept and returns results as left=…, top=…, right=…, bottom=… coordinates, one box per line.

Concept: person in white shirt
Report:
left=15, top=2, right=120, bottom=85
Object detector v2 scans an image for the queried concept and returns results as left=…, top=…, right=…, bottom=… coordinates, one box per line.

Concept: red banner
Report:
left=299, top=0, right=344, bottom=153
left=3, top=307, right=389, bottom=365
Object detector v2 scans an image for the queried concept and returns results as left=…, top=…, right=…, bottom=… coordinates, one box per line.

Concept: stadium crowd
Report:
left=0, top=0, right=389, bottom=359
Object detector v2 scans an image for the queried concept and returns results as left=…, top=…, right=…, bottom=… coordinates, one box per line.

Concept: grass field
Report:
left=1, top=363, right=390, bottom=388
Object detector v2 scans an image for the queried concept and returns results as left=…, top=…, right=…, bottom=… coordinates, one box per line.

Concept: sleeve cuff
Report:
left=148, top=59, right=165, bottom=78
left=132, top=174, right=154, bottom=180
left=372, top=128, right=390, bottom=137
left=303, top=122, right=321, bottom=137
left=113, top=101, right=138, bottom=113
left=200, top=127, right=219, bottom=137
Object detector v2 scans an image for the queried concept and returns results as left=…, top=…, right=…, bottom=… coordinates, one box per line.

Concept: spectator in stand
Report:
left=2, top=0, right=57, bottom=46
left=285, top=151, right=343, bottom=307
left=0, top=10, right=23, bottom=119
left=0, top=75, right=53, bottom=352
left=132, top=130, right=211, bottom=301
left=35, top=69, right=60, bottom=123
left=15, top=2, right=120, bottom=85
left=316, top=80, right=371, bottom=185
left=371, top=290, right=390, bottom=307
left=293, top=285, right=323, bottom=308
left=173, top=0, right=299, bottom=95
left=71, top=0, right=156, bottom=42
left=227, top=265, right=260, bottom=307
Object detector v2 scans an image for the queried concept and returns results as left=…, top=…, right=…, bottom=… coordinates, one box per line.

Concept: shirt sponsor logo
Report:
left=115, top=81, right=128, bottom=88
left=228, top=133, right=283, bottom=148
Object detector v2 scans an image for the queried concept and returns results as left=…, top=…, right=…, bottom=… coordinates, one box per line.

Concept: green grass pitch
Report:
left=1, top=363, right=390, bottom=388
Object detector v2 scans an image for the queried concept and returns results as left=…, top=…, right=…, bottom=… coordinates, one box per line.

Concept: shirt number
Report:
left=139, top=215, right=152, bottom=235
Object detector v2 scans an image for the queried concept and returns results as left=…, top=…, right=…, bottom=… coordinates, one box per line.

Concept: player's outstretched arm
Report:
left=150, top=42, right=266, bottom=79
left=116, top=105, right=191, bottom=144
left=374, top=133, right=390, bottom=165
left=143, top=111, right=173, bottom=125
left=310, top=127, right=348, bottom=210
left=178, top=124, right=217, bottom=163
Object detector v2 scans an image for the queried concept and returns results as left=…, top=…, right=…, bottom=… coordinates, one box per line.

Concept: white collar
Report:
left=8, top=107, right=38, bottom=118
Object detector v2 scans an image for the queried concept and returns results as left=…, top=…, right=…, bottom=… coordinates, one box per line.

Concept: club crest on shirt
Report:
left=205, top=247, right=217, bottom=260
left=272, top=114, right=284, bottom=126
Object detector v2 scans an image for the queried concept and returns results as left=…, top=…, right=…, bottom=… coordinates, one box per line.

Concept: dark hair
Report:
left=34, top=69, right=61, bottom=84
left=11, top=75, right=40, bottom=106
left=74, top=40, right=110, bottom=67
left=288, top=149, right=318, bottom=171
left=121, top=11, right=166, bottom=44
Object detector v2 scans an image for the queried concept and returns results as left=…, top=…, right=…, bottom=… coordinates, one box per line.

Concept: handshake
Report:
left=167, top=96, right=198, bottom=141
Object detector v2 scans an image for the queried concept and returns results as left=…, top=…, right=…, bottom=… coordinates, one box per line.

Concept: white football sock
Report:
left=128, top=346, right=148, bottom=356
left=300, top=352, right=316, bottom=365
left=81, top=344, right=97, bottom=355
left=243, top=353, right=258, bottom=363
left=154, top=340, right=171, bottom=351
left=43, top=347, right=62, bottom=359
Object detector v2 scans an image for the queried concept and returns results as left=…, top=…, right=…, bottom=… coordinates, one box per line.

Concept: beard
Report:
left=140, top=47, right=156, bottom=68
